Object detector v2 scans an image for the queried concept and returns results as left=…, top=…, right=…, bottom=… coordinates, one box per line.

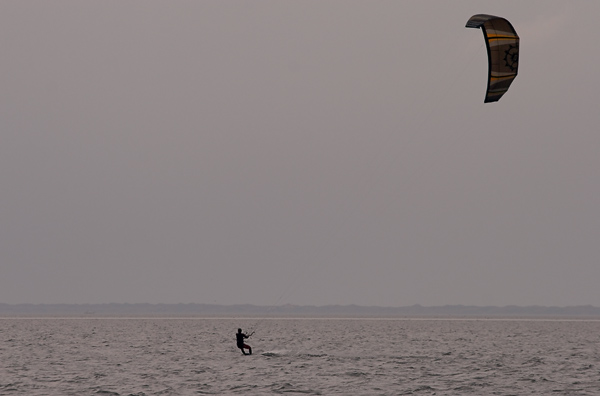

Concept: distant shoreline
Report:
left=1, top=303, right=600, bottom=318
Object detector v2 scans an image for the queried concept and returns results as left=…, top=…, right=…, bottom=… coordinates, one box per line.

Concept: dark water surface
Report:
left=1, top=317, right=599, bottom=395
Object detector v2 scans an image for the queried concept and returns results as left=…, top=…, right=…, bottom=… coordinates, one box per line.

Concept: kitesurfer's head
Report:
left=238, top=328, right=242, bottom=333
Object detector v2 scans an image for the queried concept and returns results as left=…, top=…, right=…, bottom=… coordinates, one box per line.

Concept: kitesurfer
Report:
left=236, top=328, right=253, bottom=355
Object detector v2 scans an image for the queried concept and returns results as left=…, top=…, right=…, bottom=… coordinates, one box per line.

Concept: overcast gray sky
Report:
left=1, top=1, right=599, bottom=307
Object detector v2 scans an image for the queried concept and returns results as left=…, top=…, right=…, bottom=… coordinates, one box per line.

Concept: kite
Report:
left=466, top=14, right=519, bottom=103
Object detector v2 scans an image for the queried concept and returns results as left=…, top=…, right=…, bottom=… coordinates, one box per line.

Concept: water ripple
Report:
left=1, top=318, right=600, bottom=395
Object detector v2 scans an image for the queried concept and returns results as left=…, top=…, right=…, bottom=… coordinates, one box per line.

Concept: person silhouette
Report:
left=236, top=328, right=253, bottom=355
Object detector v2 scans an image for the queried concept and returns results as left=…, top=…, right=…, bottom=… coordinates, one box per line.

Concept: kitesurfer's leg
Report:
left=240, top=348, right=247, bottom=355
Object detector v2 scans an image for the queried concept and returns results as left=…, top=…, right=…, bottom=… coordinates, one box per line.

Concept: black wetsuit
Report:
left=236, top=332, right=247, bottom=348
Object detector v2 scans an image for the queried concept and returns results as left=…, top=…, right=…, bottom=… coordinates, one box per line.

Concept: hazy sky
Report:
left=2, top=1, right=599, bottom=307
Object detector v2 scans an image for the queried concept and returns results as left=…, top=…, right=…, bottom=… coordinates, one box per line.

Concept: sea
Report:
left=1, top=317, right=599, bottom=395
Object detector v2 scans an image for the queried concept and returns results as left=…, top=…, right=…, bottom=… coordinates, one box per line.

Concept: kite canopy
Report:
left=466, top=14, right=519, bottom=103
